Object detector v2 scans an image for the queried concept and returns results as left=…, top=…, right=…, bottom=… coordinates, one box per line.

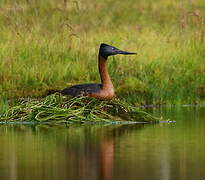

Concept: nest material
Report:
left=0, top=94, right=161, bottom=124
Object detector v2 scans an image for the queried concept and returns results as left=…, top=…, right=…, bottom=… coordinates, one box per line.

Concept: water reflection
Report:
left=0, top=107, right=205, bottom=180
left=0, top=124, right=144, bottom=180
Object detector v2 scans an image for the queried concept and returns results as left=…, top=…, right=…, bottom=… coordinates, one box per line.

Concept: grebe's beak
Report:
left=116, top=49, right=137, bottom=55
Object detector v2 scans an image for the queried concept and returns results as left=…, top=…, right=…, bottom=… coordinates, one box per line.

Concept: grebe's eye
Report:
left=112, top=47, right=114, bottom=50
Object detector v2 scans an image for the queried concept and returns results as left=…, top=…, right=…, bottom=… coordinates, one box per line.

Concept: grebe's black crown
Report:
left=99, top=43, right=137, bottom=59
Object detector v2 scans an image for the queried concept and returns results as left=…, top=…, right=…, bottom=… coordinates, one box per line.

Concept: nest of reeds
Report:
left=0, top=93, right=161, bottom=124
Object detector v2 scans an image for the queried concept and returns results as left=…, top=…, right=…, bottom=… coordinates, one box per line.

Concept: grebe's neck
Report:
left=98, top=55, right=114, bottom=90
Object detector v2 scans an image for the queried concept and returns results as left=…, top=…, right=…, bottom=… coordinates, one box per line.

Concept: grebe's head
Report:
left=99, top=43, right=137, bottom=59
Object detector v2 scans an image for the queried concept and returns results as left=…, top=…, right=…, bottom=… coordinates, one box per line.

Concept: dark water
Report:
left=0, top=107, right=205, bottom=180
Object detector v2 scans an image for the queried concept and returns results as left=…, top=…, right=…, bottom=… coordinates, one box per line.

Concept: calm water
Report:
left=0, top=106, right=205, bottom=180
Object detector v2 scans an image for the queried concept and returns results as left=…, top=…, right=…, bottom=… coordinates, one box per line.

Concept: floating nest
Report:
left=0, top=93, right=161, bottom=124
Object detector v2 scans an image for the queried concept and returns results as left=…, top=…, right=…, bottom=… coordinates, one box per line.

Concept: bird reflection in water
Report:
left=61, top=124, right=144, bottom=180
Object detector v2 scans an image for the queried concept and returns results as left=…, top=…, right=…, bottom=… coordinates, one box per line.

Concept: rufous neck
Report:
left=98, top=55, right=114, bottom=89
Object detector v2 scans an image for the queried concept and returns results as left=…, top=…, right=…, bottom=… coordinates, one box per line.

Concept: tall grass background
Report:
left=0, top=0, right=205, bottom=113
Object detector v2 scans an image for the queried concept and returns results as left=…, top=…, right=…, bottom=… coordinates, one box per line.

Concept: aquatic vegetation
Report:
left=0, top=94, right=160, bottom=124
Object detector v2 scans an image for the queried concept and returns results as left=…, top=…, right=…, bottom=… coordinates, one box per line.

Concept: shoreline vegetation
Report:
left=0, top=0, right=205, bottom=115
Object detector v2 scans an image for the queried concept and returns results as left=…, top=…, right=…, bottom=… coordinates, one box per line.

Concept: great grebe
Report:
left=60, top=43, right=136, bottom=100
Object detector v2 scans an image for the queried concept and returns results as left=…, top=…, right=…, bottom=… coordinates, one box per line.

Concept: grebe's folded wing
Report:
left=60, top=83, right=102, bottom=96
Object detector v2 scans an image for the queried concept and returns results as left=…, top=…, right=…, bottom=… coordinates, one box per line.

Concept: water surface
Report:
left=0, top=106, right=204, bottom=180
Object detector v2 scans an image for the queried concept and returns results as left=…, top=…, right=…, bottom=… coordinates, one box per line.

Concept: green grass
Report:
left=0, top=0, right=205, bottom=112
